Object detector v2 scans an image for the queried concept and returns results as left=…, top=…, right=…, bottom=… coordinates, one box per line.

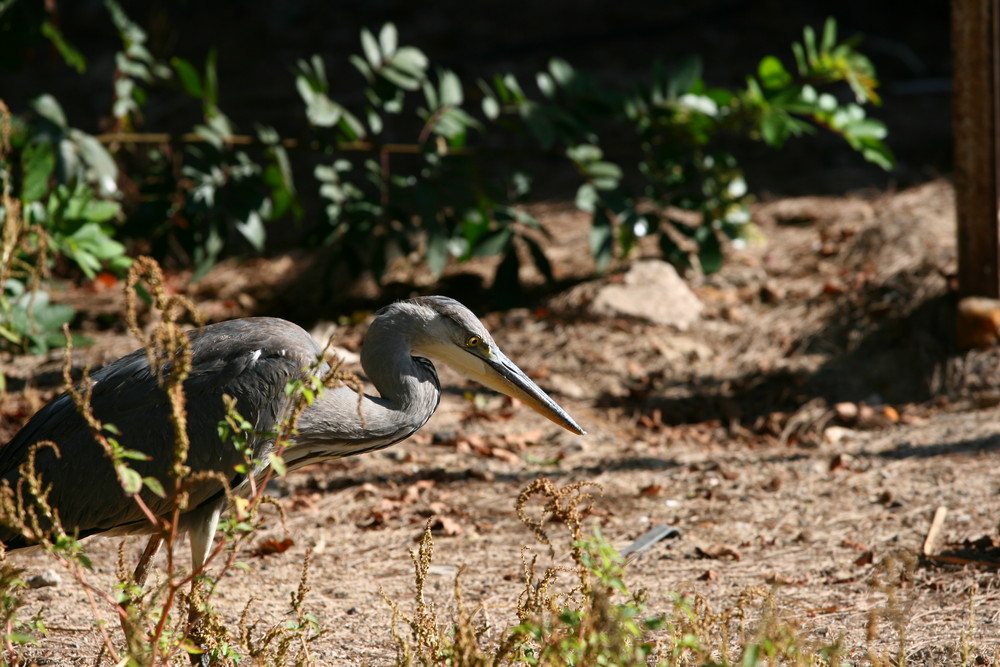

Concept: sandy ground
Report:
left=3, top=179, right=1000, bottom=665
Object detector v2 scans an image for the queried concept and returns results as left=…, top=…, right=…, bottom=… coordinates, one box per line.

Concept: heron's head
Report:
left=390, top=296, right=585, bottom=435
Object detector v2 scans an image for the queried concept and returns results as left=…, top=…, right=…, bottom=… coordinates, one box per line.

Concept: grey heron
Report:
left=0, top=296, right=584, bottom=572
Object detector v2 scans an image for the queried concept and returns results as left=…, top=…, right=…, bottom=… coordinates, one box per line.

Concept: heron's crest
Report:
left=381, top=296, right=495, bottom=349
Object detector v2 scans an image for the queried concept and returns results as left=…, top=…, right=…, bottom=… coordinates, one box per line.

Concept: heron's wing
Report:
left=0, top=317, right=323, bottom=547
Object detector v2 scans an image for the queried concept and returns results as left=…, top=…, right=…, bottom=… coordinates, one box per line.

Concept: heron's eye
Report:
left=465, top=335, right=482, bottom=347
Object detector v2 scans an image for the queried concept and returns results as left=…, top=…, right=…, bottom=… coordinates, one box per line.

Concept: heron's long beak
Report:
left=429, top=343, right=586, bottom=435
left=483, top=350, right=586, bottom=435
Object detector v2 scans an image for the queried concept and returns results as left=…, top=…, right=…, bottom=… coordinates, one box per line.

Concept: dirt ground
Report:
left=3, top=178, right=1000, bottom=665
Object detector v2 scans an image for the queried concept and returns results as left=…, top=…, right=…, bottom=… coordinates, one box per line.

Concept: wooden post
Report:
left=953, top=0, right=1000, bottom=298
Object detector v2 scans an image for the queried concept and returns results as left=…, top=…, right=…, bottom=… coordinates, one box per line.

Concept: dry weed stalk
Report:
left=382, top=519, right=441, bottom=664
left=124, top=256, right=203, bottom=483
left=865, top=549, right=917, bottom=667
left=0, top=256, right=340, bottom=664
left=515, top=477, right=601, bottom=594
left=235, top=548, right=321, bottom=665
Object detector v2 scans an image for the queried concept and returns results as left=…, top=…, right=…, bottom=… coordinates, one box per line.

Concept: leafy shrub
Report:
left=1, top=4, right=892, bottom=341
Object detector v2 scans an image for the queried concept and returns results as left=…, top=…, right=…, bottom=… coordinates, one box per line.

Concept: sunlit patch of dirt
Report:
left=5, top=180, right=1000, bottom=665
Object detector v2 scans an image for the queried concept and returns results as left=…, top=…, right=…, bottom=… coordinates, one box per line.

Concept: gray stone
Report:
left=591, top=261, right=703, bottom=329
left=27, top=569, right=61, bottom=589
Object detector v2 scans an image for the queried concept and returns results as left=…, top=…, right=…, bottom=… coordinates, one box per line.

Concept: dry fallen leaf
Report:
left=426, top=516, right=463, bottom=537
left=696, top=543, right=742, bottom=561
left=489, top=447, right=522, bottom=465
left=841, top=539, right=869, bottom=551
left=288, top=491, right=321, bottom=511
left=829, top=453, right=857, bottom=472
left=503, top=429, right=546, bottom=450
left=92, top=271, right=118, bottom=290
left=854, top=551, right=874, bottom=567
left=639, top=484, right=663, bottom=497
left=252, top=538, right=294, bottom=557
left=698, top=569, right=720, bottom=581
left=402, top=479, right=436, bottom=503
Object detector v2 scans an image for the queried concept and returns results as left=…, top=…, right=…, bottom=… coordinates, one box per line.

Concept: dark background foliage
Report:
left=1, top=0, right=950, bottom=199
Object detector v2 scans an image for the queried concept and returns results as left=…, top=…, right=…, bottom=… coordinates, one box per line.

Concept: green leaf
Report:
left=117, top=447, right=150, bottom=461
left=171, top=57, right=203, bottom=97
left=757, top=56, right=791, bottom=90
left=859, top=139, right=896, bottom=170
left=339, top=108, right=367, bottom=139
left=118, top=466, right=143, bottom=495
left=536, top=72, right=555, bottom=98
left=426, top=230, right=449, bottom=276
left=142, top=476, right=166, bottom=498
left=585, top=161, right=622, bottom=181
left=21, top=141, right=55, bottom=202
left=548, top=58, right=574, bottom=86
left=668, top=55, right=702, bottom=97
left=472, top=228, right=512, bottom=257
left=575, top=183, right=597, bottom=213
left=360, top=27, right=382, bottom=66
left=268, top=452, right=288, bottom=476
left=391, top=47, right=429, bottom=76
left=421, top=79, right=438, bottom=109
left=379, top=23, right=398, bottom=57
left=760, top=110, right=789, bottom=147
left=566, top=143, right=602, bottom=164
left=235, top=211, right=267, bottom=251
left=791, top=42, right=807, bottom=75
left=438, top=69, right=463, bottom=107
left=589, top=209, right=613, bottom=271
left=31, top=94, right=67, bottom=128
left=380, top=66, right=421, bottom=91
left=481, top=95, right=499, bottom=120
left=742, top=643, right=761, bottom=667
left=40, top=20, right=86, bottom=73
left=802, top=25, right=818, bottom=64
left=821, top=17, right=838, bottom=52
left=72, top=131, right=119, bottom=190
left=519, top=103, right=554, bottom=148
left=697, top=229, right=723, bottom=274
left=844, top=118, right=887, bottom=140
left=303, top=92, right=343, bottom=127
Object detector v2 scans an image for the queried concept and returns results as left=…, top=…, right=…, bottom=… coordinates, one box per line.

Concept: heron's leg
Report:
left=188, top=504, right=222, bottom=571
left=186, top=503, right=222, bottom=663
left=118, top=533, right=164, bottom=638
left=133, top=532, right=164, bottom=587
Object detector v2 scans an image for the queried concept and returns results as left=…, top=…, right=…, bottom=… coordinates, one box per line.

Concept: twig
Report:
left=93, top=132, right=489, bottom=156
left=922, top=506, right=948, bottom=557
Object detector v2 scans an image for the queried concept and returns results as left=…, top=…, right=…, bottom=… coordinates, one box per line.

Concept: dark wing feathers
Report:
left=0, top=317, right=322, bottom=547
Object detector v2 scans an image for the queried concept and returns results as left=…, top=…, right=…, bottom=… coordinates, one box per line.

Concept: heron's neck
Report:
left=361, top=317, right=441, bottom=414
left=286, top=310, right=440, bottom=462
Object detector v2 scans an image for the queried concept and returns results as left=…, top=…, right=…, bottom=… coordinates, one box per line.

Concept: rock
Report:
left=27, top=569, right=61, bottom=589
left=823, top=425, right=857, bottom=444
left=834, top=402, right=858, bottom=422
left=591, top=261, right=703, bottom=329
left=957, top=296, right=1000, bottom=349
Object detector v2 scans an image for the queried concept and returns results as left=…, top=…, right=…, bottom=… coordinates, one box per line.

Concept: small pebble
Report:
left=27, top=569, right=61, bottom=589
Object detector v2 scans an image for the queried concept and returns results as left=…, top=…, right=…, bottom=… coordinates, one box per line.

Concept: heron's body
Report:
left=0, top=297, right=583, bottom=565
left=1, top=318, right=356, bottom=549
